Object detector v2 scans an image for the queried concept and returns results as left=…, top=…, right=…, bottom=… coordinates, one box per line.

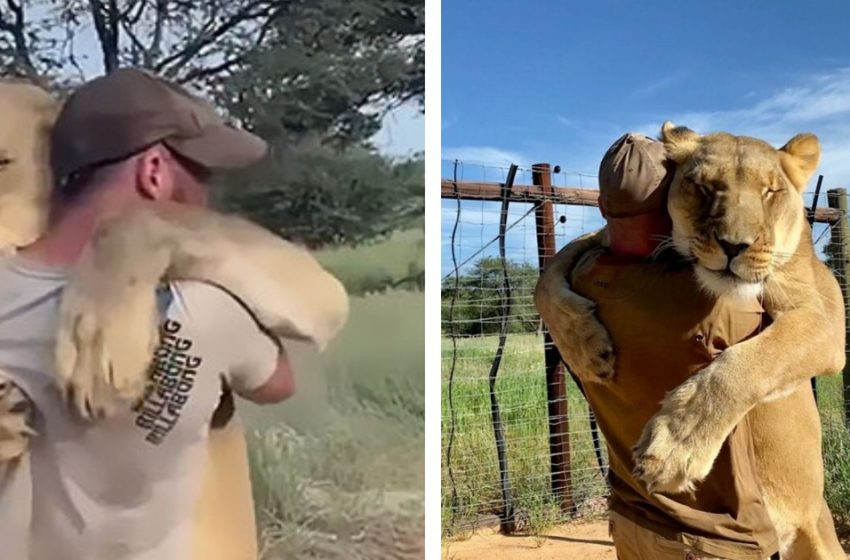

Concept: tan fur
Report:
left=533, top=229, right=616, bottom=383
left=192, top=416, right=258, bottom=560
left=0, top=379, right=34, bottom=466
left=55, top=202, right=350, bottom=417
left=535, top=123, right=846, bottom=559
left=0, top=82, right=54, bottom=479
left=0, top=82, right=56, bottom=250
left=0, top=80, right=349, bottom=558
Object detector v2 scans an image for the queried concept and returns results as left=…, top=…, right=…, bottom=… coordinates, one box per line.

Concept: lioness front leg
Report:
left=56, top=203, right=348, bottom=419
left=633, top=281, right=844, bottom=494
left=535, top=228, right=617, bottom=383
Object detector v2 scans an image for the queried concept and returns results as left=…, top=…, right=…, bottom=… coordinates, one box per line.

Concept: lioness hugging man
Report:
left=536, top=126, right=846, bottom=559
left=0, top=70, right=348, bottom=559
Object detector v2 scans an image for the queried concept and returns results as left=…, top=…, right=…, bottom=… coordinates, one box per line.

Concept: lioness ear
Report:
left=778, top=133, right=820, bottom=192
left=660, top=121, right=700, bottom=163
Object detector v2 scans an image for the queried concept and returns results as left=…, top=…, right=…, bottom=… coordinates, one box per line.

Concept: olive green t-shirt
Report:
left=571, top=250, right=778, bottom=559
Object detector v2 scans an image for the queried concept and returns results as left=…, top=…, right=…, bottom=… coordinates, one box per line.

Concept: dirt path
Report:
left=443, top=520, right=615, bottom=560
left=443, top=519, right=850, bottom=560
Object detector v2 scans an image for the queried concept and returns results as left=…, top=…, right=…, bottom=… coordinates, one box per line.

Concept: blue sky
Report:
left=441, top=0, right=850, bottom=275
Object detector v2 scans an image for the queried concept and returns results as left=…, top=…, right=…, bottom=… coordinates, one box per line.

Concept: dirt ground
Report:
left=443, top=520, right=615, bottom=560
left=442, top=519, right=850, bottom=560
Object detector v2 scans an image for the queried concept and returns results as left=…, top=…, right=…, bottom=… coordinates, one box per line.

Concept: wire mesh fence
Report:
left=440, top=158, right=850, bottom=536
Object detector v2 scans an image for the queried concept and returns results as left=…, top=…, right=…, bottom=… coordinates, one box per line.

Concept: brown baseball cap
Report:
left=51, top=68, right=267, bottom=183
left=598, top=132, right=672, bottom=218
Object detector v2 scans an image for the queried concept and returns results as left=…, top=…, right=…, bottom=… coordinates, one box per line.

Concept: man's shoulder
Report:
left=0, top=254, right=67, bottom=328
left=571, top=248, right=694, bottom=300
left=571, top=247, right=666, bottom=282
left=571, top=246, right=606, bottom=282
left=166, top=279, right=240, bottom=304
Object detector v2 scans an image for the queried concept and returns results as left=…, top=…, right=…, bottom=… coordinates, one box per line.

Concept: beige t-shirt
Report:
left=0, top=254, right=279, bottom=560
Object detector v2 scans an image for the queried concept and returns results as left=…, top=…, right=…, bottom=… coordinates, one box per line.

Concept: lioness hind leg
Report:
left=191, top=414, right=257, bottom=560
left=781, top=510, right=844, bottom=560
left=813, top=499, right=845, bottom=560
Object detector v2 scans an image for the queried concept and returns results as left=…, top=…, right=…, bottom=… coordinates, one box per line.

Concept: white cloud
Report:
left=628, top=73, right=686, bottom=100
left=628, top=67, right=850, bottom=188
left=442, top=146, right=528, bottom=166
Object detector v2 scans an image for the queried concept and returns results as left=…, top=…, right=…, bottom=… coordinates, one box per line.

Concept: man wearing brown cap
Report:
left=0, top=68, right=294, bottom=559
left=536, top=133, right=779, bottom=559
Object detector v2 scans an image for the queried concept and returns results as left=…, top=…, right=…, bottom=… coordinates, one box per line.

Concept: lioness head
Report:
left=661, top=121, right=819, bottom=298
left=0, top=80, right=58, bottom=248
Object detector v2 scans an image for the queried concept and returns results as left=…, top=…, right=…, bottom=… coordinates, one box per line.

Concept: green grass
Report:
left=236, top=239, right=424, bottom=558
left=441, top=333, right=607, bottom=535
left=315, top=228, right=424, bottom=294
left=441, top=333, right=850, bottom=537
left=818, top=374, right=850, bottom=537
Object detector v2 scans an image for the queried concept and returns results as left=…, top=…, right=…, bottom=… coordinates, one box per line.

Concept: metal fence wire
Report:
left=440, top=159, right=850, bottom=536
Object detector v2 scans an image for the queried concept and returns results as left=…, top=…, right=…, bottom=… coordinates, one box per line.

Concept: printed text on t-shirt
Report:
left=133, top=319, right=202, bottom=444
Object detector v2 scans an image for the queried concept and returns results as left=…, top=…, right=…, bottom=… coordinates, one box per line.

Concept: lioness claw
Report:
left=631, top=370, right=727, bottom=495
left=0, top=381, right=35, bottom=461
left=555, top=313, right=616, bottom=383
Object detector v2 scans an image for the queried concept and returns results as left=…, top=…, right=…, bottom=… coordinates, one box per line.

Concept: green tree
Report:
left=442, top=257, right=541, bottom=337
left=0, top=0, right=423, bottom=144
left=219, top=0, right=423, bottom=147
left=0, top=0, right=424, bottom=247
left=218, top=151, right=422, bottom=247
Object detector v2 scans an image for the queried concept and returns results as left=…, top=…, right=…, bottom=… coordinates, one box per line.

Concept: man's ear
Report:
left=660, top=121, right=700, bottom=164
left=135, top=145, right=173, bottom=201
left=778, top=133, right=820, bottom=192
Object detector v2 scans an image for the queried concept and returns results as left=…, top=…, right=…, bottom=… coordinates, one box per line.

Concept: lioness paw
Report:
left=631, top=372, right=729, bottom=494
left=576, top=317, right=617, bottom=383
left=632, top=415, right=707, bottom=495
left=545, top=296, right=616, bottom=384
left=0, top=380, right=35, bottom=462
left=55, top=251, right=160, bottom=420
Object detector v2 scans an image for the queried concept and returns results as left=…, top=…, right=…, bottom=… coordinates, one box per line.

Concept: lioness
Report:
left=0, top=78, right=347, bottom=558
left=535, top=123, right=846, bottom=559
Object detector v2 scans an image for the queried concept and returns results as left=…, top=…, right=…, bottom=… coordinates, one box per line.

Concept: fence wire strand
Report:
left=444, top=160, right=461, bottom=518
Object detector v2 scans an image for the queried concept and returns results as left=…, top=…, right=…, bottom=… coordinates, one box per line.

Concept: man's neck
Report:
left=18, top=187, right=132, bottom=269
left=605, top=213, right=671, bottom=259
left=607, top=236, right=658, bottom=258
left=18, top=205, right=98, bottom=268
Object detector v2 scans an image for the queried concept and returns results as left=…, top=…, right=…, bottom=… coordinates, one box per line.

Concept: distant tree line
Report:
left=441, top=257, right=541, bottom=336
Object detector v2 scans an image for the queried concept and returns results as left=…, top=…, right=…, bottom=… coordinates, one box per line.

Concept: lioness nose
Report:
left=717, top=238, right=750, bottom=259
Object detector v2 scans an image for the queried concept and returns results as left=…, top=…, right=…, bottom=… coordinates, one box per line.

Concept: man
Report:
left=0, top=69, right=294, bottom=559
left=536, top=133, right=778, bottom=559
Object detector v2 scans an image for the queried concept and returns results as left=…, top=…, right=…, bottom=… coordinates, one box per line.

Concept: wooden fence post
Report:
left=532, top=163, right=575, bottom=514
left=827, top=188, right=850, bottom=429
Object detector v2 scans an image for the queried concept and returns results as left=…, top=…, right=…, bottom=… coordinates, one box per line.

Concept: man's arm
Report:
left=244, top=353, right=295, bottom=404
left=194, top=285, right=300, bottom=407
